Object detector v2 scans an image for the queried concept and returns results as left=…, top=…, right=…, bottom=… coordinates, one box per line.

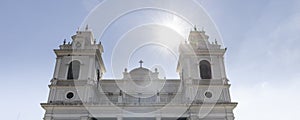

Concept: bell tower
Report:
left=41, top=26, right=106, bottom=120
left=177, top=27, right=237, bottom=120
left=178, top=27, right=227, bottom=80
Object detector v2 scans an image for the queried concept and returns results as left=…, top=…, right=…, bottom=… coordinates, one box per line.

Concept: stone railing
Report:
left=59, top=44, right=102, bottom=50
left=191, top=79, right=228, bottom=85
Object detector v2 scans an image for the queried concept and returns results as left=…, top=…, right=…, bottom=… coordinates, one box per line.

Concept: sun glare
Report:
left=159, top=12, right=192, bottom=39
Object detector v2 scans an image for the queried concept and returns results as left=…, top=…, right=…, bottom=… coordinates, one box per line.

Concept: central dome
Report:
left=129, top=67, right=152, bottom=80
left=122, top=60, right=159, bottom=84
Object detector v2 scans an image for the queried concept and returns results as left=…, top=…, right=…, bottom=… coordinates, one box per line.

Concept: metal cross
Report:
left=139, top=60, right=143, bottom=67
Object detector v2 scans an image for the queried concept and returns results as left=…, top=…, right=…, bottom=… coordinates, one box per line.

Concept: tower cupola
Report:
left=188, top=27, right=210, bottom=50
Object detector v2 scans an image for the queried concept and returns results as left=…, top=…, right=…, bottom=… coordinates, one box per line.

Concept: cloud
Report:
left=229, top=0, right=300, bottom=84
left=228, top=1, right=300, bottom=119
left=232, top=76, right=300, bottom=120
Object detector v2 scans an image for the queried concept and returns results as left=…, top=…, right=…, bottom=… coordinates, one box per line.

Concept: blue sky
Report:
left=0, top=0, right=299, bottom=120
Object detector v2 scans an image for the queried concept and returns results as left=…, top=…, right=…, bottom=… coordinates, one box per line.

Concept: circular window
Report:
left=204, top=91, right=213, bottom=98
left=66, top=92, right=74, bottom=99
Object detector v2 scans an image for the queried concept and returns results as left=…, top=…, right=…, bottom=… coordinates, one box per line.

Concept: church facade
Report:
left=41, top=27, right=237, bottom=120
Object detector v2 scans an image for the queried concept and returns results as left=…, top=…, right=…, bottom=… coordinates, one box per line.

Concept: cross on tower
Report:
left=139, top=60, right=143, bottom=67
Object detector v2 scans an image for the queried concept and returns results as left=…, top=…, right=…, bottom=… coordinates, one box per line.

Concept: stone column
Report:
left=117, top=115, right=123, bottom=120
left=226, top=116, right=235, bottom=120
left=80, top=116, right=89, bottom=120
left=43, top=116, right=52, bottom=120
left=53, top=58, right=61, bottom=79
left=155, top=115, right=161, bottom=120
left=156, top=95, right=160, bottom=103
left=189, top=115, right=199, bottom=120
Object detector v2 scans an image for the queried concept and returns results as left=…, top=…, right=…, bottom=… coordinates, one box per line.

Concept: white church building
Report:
left=41, top=27, right=237, bottom=120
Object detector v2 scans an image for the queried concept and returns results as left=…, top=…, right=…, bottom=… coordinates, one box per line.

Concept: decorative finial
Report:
left=99, top=41, right=102, bottom=45
left=63, top=39, right=66, bottom=45
left=194, top=25, right=197, bottom=31
left=139, top=60, right=144, bottom=67
left=215, top=39, right=218, bottom=45
left=155, top=68, right=158, bottom=72
left=85, top=25, right=89, bottom=31
left=124, top=68, right=128, bottom=72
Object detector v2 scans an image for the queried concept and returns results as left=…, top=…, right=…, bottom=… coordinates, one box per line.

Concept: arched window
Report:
left=199, top=60, right=212, bottom=79
left=67, top=60, right=80, bottom=79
